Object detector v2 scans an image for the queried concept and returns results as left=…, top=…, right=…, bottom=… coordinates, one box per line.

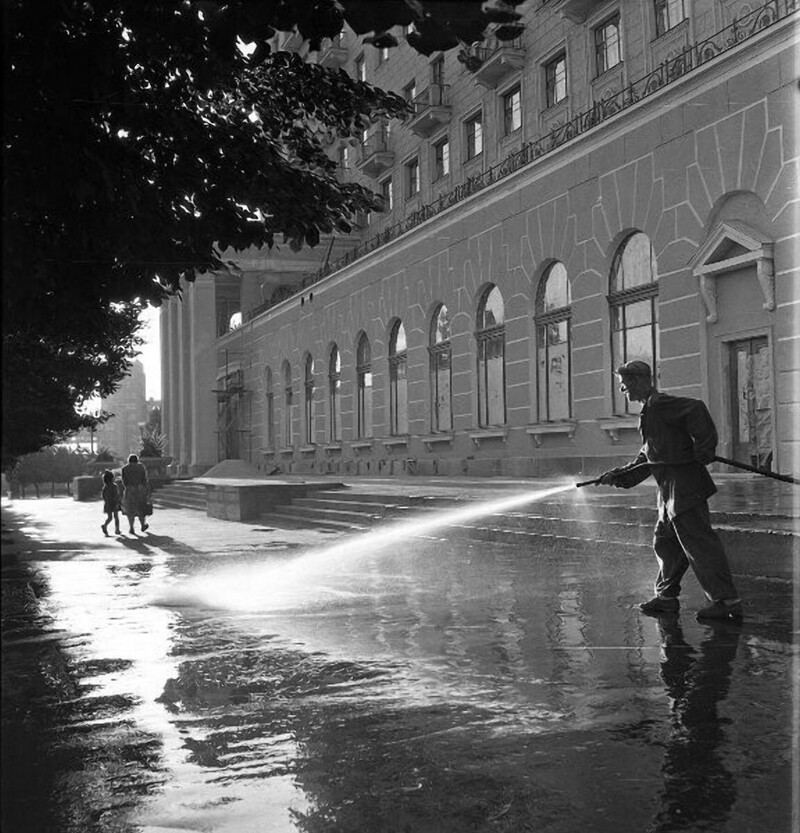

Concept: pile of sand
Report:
left=199, top=459, right=266, bottom=480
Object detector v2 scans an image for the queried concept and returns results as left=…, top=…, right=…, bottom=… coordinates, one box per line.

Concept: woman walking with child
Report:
left=121, top=454, right=152, bottom=534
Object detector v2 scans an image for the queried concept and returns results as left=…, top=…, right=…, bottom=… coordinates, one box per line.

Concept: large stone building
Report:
left=96, top=360, right=148, bottom=459
left=161, top=0, right=798, bottom=479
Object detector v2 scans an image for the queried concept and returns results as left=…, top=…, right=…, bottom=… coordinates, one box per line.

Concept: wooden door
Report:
left=729, top=336, right=773, bottom=470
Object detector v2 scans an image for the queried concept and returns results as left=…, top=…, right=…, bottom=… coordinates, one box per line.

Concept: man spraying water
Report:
left=597, top=361, right=742, bottom=621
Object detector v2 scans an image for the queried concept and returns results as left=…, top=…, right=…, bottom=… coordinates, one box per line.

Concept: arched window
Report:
left=356, top=333, right=373, bottom=438
left=282, top=360, right=293, bottom=446
left=429, top=303, right=452, bottom=432
left=389, top=320, right=408, bottom=435
left=535, top=263, right=572, bottom=421
left=329, top=345, right=342, bottom=442
left=609, top=232, right=659, bottom=414
left=476, top=285, right=506, bottom=427
left=265, top=366, right=275, bottom=448
left=304, top=354, right=315, bottom=444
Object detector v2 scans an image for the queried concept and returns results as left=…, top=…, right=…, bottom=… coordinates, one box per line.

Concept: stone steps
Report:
left=151, top=481, right=206, bottom=512
left=263, top=489, right=797, bottom=579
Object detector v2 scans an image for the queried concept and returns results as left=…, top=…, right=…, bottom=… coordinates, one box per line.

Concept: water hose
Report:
left=712, top=455, right=800, bottom=485
left=576, top=456, right=799, bottom=487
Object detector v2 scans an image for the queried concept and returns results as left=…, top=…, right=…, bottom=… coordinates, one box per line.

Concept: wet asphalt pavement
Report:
left=1, top=496, right=796, bottom=833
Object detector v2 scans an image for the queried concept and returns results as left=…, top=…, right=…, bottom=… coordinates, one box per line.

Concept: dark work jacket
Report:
left=615, top=392, right=718, bottom=521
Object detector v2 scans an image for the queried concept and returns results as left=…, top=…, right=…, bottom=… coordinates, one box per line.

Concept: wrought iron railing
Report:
left=360, top=130, right=391, bottom=159
left=410, top=83, right=450, bottom=113
left=245, top=0, right=796, bottom=324
left=470, top=36, right=524, bottom=62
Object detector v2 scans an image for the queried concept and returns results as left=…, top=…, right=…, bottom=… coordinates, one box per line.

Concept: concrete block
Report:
left=765, top=159, right=797, bottom=225
left=695, top=126, right=723, bottom=203
left=727, top=56, right=782, bottom=110
left=740, top=102, right=768, bottom=192
left=686, top=163, right=713, bottom=228
left=753, top=128, right=783, bottom=204
left=655, top=134, right=693, bottom=208
left=72, top=476, right=102, bottom=501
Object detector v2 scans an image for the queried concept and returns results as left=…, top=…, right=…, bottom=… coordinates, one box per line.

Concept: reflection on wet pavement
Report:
left=1, top=511, right=795, bottom=833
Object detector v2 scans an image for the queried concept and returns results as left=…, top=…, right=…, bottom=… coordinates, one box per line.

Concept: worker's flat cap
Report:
left=615, top=360, right=652, bottom=378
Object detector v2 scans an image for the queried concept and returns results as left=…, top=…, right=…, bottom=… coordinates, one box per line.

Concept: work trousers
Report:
left=652, top=502, right=739, bottom=602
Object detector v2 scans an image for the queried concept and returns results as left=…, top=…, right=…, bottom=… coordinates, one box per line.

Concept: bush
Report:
left=93, top=446, right=115, bottom=463
left=139, top=427, right=166, bottom=458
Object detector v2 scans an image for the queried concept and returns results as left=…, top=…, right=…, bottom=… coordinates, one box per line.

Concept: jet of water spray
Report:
left=159, top=483, right=575, bottom=612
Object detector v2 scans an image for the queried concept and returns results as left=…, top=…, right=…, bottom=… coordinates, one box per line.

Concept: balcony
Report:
left=318, top=41, right=348, bottom=69
left=467, top=38, right=525, bottom=88
left=550, top=0, right=596, bottom=23
left=357, top=130, right=394, bottom=178
left=407, top=84, right=451, bottom=137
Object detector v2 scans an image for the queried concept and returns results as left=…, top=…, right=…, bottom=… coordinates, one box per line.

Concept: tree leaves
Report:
left=2, top=0, right=526, bottom=465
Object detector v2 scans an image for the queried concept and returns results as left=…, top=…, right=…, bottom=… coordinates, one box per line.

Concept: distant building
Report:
left=96, top=360, right=147, bottom=459
left=161, top=1, right=798, bottom=478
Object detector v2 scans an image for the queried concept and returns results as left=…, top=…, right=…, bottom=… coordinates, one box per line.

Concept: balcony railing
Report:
left=407, top=84, right=451, bottom=136
left=357, top=130, right=394, bottom=177
left=244, top=0, right=797, bottom=324
left=467, top=37, right=525, bottom=87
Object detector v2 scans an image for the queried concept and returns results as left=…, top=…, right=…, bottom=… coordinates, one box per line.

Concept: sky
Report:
left=138, top=305, right=161, bottom=400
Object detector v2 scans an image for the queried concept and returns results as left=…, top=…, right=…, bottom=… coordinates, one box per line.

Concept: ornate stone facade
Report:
left=161, top=1, right=798, bottom=478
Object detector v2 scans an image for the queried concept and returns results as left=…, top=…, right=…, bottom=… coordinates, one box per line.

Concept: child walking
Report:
left=101, top=470, right=122, bottom=536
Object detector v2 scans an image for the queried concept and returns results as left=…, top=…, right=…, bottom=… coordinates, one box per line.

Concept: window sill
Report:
left=651, top=17, right=688, bottom=45
left=324, top=443, right=343, bottom=453
left=383, top=436, right=410, bottom=448
left=469, top=429, right=507, bottom=446
left=422, top=433, right=453, bottom=450
left=592, top=61, right=624, bottom=84
left=298, top=445, right=316, bottom=454
left=500, top=127, right=522, bottom=142
left=541, top=97, right=569, bottom=116
left=278, top=447, right=294, bottom=455
left=526, top=421, right=577, bottom=447
left=596, top=417, right=639, bottom=444
left=259, top=447, right=277, bottom=455
left=350, top=440, right=373, bottom=450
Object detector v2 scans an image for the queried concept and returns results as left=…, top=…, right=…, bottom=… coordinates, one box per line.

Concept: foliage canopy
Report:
left=3, top=0, right=524, bottom=466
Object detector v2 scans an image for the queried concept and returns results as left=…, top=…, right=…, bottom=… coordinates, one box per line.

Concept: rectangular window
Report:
left=502, top=85, right=522, bottom=135
left=465, top=112, right=483, bottom=159
left=355, top=55, right=365, bottom=82
left=431, top=55, right=445, bottom=87
left=404, top=22, right=417, bottom=37
left=406, top=159, right=420, bottom=198
left=403, top=81, right=417, bottom=101
left=595, top=16, right=621, bottom=75
left=378, top=46, right=389, bottom=64
left=338, top=145, right=349, bottom=168
left=545, top=53, right=567, bottom=107
left=381, top=177, right=393, bottom=211
left=655, top=0, right=686, bottom=38
left=434, top=138, right=450, bottom=180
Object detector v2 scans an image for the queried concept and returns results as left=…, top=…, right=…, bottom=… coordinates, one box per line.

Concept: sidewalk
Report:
left=4, top=472, right=796, bottom=564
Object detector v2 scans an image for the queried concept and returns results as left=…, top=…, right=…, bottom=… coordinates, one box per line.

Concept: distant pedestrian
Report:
left=121, top=454, right=152, bottom=534
left=599, top=361, right=742, bottom=621
left=100, top=470, right=122, bottom=536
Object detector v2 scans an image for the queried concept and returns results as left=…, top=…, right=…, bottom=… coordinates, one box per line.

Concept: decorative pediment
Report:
left=690, top=221, right=774, bottom=323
